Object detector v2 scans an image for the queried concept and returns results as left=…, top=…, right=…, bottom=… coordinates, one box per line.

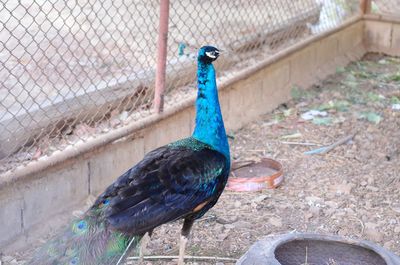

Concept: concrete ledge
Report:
left=0, top=16, right=374, bottom=252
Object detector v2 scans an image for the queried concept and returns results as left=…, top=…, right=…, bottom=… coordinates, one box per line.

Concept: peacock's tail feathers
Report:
left=28, top=203, right=142, bottom=265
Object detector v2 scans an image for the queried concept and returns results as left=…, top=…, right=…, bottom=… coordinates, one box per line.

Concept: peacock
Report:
left=28, top=45, right=230, bottom=265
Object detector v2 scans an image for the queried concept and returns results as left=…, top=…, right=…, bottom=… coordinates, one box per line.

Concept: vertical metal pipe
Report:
left=154, top=0, right=170, bottom=113
left=360, top=0, right=372, bottom=14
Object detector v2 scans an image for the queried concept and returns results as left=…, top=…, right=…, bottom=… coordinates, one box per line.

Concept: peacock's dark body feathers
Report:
left=96, top=137, right=230, bottom=234
left=29, top=137, right=229, bottom=265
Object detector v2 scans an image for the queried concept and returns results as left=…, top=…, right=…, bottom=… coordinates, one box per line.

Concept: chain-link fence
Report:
left=0, top=0, right=363, bottom=173
left=372, top=0, right=400, bottom=15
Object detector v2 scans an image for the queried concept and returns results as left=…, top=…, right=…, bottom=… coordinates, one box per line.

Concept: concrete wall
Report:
left=364, top=15, right=400, bottom=56
left=0, top=17, right=374, bottom=252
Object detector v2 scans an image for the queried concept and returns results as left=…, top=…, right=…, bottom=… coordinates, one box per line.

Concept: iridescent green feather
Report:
left=28, top=202, right=141, bottom=265
left=168, top=137, right=210, bottom=151
left=105, top=232, right=131, bottom=256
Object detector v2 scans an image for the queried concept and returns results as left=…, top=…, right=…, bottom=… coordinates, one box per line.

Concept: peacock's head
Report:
left=198, top=46, right=220, bottom=64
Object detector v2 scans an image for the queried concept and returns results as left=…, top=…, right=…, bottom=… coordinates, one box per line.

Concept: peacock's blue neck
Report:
left=192, top=60, right=230, bottom=160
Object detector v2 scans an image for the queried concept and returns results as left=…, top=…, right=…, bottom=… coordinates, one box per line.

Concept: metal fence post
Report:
left=360, top=0, right=372, bottom=14
left=154, top=0, right=170, bottom=113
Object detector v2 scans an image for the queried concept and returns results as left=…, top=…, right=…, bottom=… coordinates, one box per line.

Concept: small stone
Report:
left=366, top=185, right=379, bottom=192
left=234, top=221, right=252, bottom=229
left=367, top=177, right=374, bottom=185
left=365, top=228, right=383, bottom=242
left=391, top=205, right=400, bottom=214
left=325, top=201, right=339, bottom=209
left=384, top=241, right=393, bottom=249
left=269, top=217, right=283, bottom=227
left=310, top=206, right=321, bottom=216
left=224, top=224, right=235, bottom=230
left=234, top=201, right=242, bottom=208
left=304, top=212, right=313, bottom=221
left=331, top=183, right=354, bottom=195
left=324, top=208, right=335, bottom=216
left=306, top=196, right=323, bottom=205
left=338, top=228, right=349, bottom=236
left=252, top=195, right=268, bottom=203
left=277, top=203, right=290, bottom=210
left=394, top=226, right=400, bottom=233
left=217, top=231, right=230, bottom=241
left=360, top=181, right=368, bottom=186
left=365, top=222, right=377, bottom=229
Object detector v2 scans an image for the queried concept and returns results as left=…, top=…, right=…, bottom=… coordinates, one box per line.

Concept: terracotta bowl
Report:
left=227, top=158, right=283, bottom=192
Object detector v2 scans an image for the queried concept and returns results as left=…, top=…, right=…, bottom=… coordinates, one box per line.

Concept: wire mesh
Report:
left=164, top=0, right=360, bottom=98
left=0, top=0, right=361, bottom=174
left=0, top=0, right=159, bottom=172
left=372, top=0, right=400, bottom=16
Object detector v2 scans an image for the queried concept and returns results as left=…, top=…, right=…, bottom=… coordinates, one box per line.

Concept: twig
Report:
left=280, top=141, right=322, bottom=146
left=216, top=216, right=239, bottom=224
left=304, top=133, right=357, bottom=155
left=248, top=149, right=265, bottom=152
left=231, top=171, right=238, bottom=178
left=300, top=246, right=308, bottom=265
left=126, top=255, right=237, bottom=262
left=198, top=215, right=217, bottom=223
left=351, top=216, right=365, bottom=235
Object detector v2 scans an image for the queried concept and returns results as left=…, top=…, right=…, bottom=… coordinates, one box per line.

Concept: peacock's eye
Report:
left=205, top=51, right=217, bottom=58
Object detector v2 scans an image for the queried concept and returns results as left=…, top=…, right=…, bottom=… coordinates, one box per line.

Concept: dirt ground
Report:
left=5, top=54, right=400, bottom=264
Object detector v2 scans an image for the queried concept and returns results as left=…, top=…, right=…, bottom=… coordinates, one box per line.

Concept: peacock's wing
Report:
left=94, top=138, right=229, bottom=234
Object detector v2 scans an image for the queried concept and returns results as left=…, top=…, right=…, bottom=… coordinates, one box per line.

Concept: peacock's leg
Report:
left=178, top=218, right=194, bottom=265
left=139, top=230, right=153, bottom=262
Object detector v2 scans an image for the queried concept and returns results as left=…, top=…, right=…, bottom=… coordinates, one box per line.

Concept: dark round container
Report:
left=236, top=233, right=400, bottom=265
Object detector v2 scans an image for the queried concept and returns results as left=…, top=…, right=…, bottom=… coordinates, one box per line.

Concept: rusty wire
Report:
left=0, top=0, right=362, bottom=173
